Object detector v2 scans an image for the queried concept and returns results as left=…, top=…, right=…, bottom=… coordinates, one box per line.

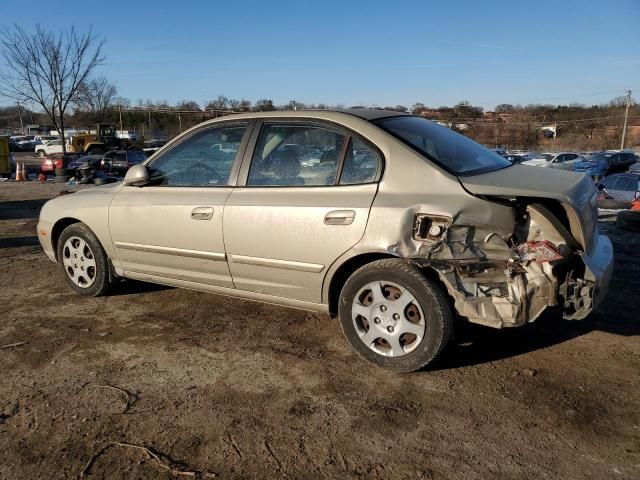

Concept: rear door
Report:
left=109, top=121, right=252, bottom=288
left=223, top=120, right=382, bottom=303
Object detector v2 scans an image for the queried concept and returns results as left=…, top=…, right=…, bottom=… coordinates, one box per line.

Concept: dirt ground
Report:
left=1, top=181, right=639, bottom=480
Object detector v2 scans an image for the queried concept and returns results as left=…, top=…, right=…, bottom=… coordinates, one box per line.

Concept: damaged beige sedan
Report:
left=37, top=110, right=613, bottom=371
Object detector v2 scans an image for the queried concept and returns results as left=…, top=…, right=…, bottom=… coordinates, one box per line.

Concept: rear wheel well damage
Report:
left=328, top=253, right=396, bottom=317
left=327, top=253, right=456, bottom=319
left=384, top=197, right=596, bottom=328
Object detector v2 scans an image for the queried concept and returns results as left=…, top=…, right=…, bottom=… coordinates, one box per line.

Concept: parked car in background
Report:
left=596, top=173, right=640, bottom=202
left=37, top=109, right=612, bottom=372
left=522, top=152, right=581, bottom=170
left=41, top=153, right=83, bottom=175
left=100, top=149, right=147, bottom=174
left=629, top=161, right=640, bottom=174
left=10, top=136, right=35, bottom=151
left=606, top=150, right=639, bottom=170
left=574, top=152, right=612, bottom=178
left=36, top=139, right=66, bottom=157
left=40, top=156, right=64, bottom=175
left=8, top=138, right=20, bottom=152
left=34, top=135, right=58, bottom=145
left=505, top=152, right=537, bottom=164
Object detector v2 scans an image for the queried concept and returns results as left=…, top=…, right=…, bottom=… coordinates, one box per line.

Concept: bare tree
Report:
left=0, top=24, right=104, bottom=154
left=74, top=76, right=116, bottom=123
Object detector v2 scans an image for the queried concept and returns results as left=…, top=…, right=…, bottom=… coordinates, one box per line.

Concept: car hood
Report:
left=459, top=164, right=594, bottom=208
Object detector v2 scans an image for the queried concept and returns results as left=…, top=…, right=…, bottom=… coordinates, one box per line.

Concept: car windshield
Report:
left=533, top=154, right=554, bottom=161
left=373, top=116, right=511, bottom=175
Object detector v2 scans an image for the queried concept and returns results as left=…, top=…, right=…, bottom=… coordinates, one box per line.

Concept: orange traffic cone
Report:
left=15, top=162, right=23, bottom=181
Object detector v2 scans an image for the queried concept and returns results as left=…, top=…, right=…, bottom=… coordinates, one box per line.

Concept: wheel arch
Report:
left=326, top=252, right=397, bottom=317
left=51, top=217, right=81, bottom=261
left=325, top=251, right=457, bottom=318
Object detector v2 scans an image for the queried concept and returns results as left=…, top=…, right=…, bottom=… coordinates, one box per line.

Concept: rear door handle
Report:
left=191, top=207, right=214, bottom=220
left=324, top=210, right=355, bottom=225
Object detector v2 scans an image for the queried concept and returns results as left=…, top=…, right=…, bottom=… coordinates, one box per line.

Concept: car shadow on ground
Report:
left=109, top=280, right=174, bottom=296
left=432, top=223, right=639, bottom=371
left=0, top=199, right=50, bottom=220
left=0, top=236, right=40, bottom=249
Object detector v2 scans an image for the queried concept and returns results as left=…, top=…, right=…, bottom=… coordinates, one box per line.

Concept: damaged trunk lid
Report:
left=459, top=165, right=598, bottom=253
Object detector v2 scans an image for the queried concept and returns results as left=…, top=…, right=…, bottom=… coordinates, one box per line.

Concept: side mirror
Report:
left=123, top=164, right=150, bottom=187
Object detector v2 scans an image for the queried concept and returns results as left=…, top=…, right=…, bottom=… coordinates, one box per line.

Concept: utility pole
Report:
left=178, top=113, right=182, bottom=133
left=16, top=102, right=23, bottom=133
left=621, top=89, right=632, bottom=150
left=118, top=104, right=123, bottom=133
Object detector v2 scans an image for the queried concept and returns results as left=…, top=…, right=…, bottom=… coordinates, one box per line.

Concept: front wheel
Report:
left=36, top=150, right=45, bottom=158
left=338, top=259, right=453, bottom=372
left=57, top=223, right=113, bottom=296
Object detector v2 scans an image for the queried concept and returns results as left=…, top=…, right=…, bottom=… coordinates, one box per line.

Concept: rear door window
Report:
left=247, top=123, right=345, bottom=186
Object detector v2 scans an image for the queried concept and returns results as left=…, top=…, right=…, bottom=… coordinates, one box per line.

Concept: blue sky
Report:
left=2, top=0, right=639, bottom=109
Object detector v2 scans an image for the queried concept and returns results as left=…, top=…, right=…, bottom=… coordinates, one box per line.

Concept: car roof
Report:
left=202, top=108, right=411, bottom=123
left=333, top=108, right=410, bottom=121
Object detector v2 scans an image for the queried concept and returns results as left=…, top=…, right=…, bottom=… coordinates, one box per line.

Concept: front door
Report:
left=109, top=122, right=251, bottom=288
left=223, top=121, right=382, bottom=303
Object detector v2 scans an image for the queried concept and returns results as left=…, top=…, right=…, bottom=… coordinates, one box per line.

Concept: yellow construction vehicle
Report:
left=0, top=137, right=12, bottom=178
left=69, top=124, right=141, bottom=155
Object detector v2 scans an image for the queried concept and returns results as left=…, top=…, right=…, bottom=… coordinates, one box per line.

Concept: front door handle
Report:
left=324, top=210, right=355, bottom=225
left=191, top=207, right=214, bottom=220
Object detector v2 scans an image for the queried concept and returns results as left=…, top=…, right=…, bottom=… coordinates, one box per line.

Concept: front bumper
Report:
left=36, top=218, right=57, bottom=262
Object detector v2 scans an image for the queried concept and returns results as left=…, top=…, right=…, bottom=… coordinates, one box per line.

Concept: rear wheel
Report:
left=57, top=223, right=113, bottom=296
left=36, top=150, right=45, bottom=158
left=338, top=259, right=453, bottom=372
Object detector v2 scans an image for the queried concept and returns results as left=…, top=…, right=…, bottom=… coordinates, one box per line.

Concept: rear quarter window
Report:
left=373, top=116, right=511, bottom=176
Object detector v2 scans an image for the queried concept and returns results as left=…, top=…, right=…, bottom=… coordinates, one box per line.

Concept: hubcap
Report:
left=352, top=281, right=426, bottom=357
left=62, top=236, right=97, bottom=288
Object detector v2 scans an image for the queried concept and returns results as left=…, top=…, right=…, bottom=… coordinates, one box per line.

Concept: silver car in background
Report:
left=37, top=110, right=613, bottom=372
left=521, top=152, right=582, bottom=170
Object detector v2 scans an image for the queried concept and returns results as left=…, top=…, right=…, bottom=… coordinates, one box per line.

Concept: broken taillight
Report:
left=514, top=240, right=563, bottom=263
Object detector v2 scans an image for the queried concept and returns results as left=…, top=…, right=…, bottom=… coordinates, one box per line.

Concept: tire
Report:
left=616, top=210, right=640, bottom=232
left=598, top=198, right=631, bottom=210
left=57, top=223, right=113, bottom=296
left=338, top=259, right=453, bottom=372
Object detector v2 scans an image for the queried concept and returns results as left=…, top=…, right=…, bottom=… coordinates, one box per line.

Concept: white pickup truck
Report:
left=35, top=139, right=66, bottom=157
